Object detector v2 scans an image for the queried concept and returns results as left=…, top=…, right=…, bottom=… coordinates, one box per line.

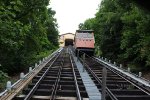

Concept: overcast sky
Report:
left=49, top=0, right=101, bottom=34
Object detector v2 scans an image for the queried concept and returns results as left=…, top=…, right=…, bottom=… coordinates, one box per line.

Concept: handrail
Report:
left=94, top=57, right=150, bottom=94
left=96, top=56, right=150, bottom=84
left=24, top=50, right=61, bottom=100
left=70, top=49, right=82, bottom=100
left=0, top=48, right=62, bottom=97
left=50, top=64, right=62, bottom=100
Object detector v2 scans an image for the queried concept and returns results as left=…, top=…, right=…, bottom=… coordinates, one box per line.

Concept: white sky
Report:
left=49, top=0, right=101, bottom=34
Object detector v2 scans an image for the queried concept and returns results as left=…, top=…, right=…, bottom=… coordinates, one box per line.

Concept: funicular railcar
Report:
left=74, top=30, right=95, bottom=56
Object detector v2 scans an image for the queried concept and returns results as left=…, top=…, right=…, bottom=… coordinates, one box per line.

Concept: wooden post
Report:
left=102, top=67, right=107, bottom=100
left=83, top=53, right=85, bottom=72
left=77, top=50, right=79, bottom=62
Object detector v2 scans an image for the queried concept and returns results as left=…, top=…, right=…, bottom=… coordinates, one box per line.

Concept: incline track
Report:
left=1, top=46, right=150, bottom=100
left=10, top=48, right=88, bottom=100
left=81, top=55, right=150, bottom=100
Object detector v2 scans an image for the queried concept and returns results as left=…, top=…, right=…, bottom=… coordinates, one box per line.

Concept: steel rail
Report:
left=50, top=62, right=63, bottom=100
left=0, top=49, right=61, bottom=100
left=0, top=48, right=60, bottom=99
left=95, top=58, right=150, bottom=95
left=77, top=51, right=118, bottom=99
left=81, top=53, right=150, bottom=99
left=81, top=58, right=118, bottom=100
left=70, top=50, right=82, bottom=100
left=24, top=51, right=62, bottom=100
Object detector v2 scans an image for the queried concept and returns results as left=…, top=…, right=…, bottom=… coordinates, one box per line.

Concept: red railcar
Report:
left=74, top=30, right=95, bottom=56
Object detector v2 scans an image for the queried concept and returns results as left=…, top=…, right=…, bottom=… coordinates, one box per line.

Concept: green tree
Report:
left=0, top=0, right=59, bottom=75
left=79, top=0, right=150, bottom=70
left=78, top=18, right=95, bottom=30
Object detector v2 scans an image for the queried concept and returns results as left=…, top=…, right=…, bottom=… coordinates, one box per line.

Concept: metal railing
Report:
left=97, top=56, right=150, bottom=84
left=0, top=48, right=62, bottom=97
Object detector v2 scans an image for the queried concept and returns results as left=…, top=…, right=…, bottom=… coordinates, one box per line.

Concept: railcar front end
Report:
left=74, top=30, right=95, bottom=56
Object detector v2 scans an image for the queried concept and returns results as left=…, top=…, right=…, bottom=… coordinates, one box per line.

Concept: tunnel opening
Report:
left=65, top=39, right=73, bottom=46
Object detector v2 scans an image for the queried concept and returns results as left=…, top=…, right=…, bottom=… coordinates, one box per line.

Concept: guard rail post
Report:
left=77, top=50, right=79, bottom=62
left=82, top=53, right=85, bottom=72
left=102, top=67, right=107, bottom=100
left=139, top=72, right=142, bottom=77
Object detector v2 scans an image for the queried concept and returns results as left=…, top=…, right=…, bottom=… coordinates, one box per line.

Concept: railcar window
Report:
left=76, top=33, right=93, bottom=38
left=87, top=34, right=93, bottom=38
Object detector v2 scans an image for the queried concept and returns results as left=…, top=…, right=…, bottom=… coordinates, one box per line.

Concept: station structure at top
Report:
left=58, top=33, right=75, bottom=47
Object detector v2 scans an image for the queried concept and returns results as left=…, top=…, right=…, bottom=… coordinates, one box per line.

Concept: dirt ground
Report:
left=143, top=72, right=150, bottom=81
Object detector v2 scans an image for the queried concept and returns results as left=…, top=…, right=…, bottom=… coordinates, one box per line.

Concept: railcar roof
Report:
left=76, top=30, right=94, bottom=33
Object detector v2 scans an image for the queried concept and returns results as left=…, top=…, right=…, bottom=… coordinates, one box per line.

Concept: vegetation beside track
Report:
left=0, top=71, right=9, bottom=92
left=0, top=0, right=59, bottom=90
left=0, top=0, right=58, bottom=74
left=79, top=0, right=150, bottom=72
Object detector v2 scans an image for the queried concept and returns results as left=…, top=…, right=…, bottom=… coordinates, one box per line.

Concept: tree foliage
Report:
left=79, top=0, right=150, bottom=70
left=0, top=0, right=59, bottom=75
left=79, top=18, right=95, bottom=30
